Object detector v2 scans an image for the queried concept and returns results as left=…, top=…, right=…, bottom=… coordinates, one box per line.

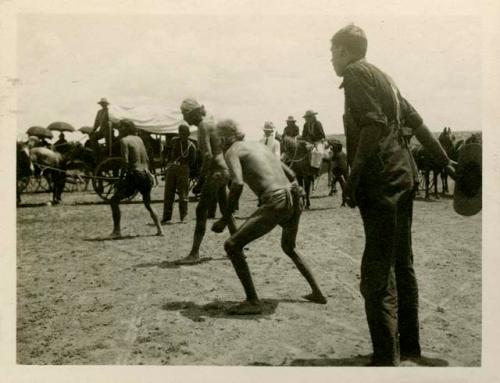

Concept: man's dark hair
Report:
left=178, top=124, right=190, bottom=136
left=120, top=119, right=137, bottom=136
left=331, top=24, right=368, bottom=59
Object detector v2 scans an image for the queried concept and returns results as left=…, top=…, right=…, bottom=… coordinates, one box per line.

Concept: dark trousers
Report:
left=358, top=190, right=420, bottom=366
left=163, top=164, right=189, bottom=222
left=50, top=169, right=66, bottom=203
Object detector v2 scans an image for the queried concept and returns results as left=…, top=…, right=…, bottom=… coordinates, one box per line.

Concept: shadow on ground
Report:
left=414, top=193, right=453, bottom=202
left=161, top=299, right=284, bottom=321
left=303, top=206, right=338, bottom=212
left=290, top=354, right=449, bottom=367
left=83, top=234, right=160, bottom=242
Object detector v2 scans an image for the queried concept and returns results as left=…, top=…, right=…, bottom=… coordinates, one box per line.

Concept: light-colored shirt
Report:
left=259, top=134, right=281, bottom=161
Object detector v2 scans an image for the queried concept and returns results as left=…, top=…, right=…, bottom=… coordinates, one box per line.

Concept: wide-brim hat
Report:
left=97, top=98, right=109, bottom=105
left=286, top=116, right=296, bottom=122
left=303, top=110, right=318, bottom=118
left=453, top=143, right=482, bottom=216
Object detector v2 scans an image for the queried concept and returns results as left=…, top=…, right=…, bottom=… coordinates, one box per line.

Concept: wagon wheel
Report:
left=92, top=157, right=137, bottom=202
left=64, top=160, right=92, bottom=192
left=23, top=176, right=38, bottom=193
left=17, top=177, right=31, bottom=194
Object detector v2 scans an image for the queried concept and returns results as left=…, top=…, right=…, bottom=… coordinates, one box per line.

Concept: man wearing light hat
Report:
left=91, top=97, right=113, bottom=156
left=259, top=121, right=281, bottom=161
left=174, top=98, right=238, bottom=265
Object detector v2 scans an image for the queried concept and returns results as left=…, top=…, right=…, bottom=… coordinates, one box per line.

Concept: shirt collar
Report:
left=338, top=58, right=367, bottom=89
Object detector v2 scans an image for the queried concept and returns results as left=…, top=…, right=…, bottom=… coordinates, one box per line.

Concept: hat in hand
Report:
left=453, top=143, right=482, bottom=216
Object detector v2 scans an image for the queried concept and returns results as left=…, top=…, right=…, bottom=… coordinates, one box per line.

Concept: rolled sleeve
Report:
left=343, top=66, right=388, bottom=129
left=400, top=97, right=423, bottom=130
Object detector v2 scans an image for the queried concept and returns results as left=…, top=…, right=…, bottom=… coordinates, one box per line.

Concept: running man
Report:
left=212, top=119, right=327, bottom=315
left=109, top=119, right=163, bottom=238
left=175, top=98, right=238, bottom=264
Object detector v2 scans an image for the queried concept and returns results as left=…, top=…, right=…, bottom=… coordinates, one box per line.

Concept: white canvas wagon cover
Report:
left=108, top=104, right=196, bottom=135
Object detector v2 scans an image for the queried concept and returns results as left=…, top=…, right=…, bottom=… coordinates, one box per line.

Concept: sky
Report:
left=15, top=13, right=481, bottom=142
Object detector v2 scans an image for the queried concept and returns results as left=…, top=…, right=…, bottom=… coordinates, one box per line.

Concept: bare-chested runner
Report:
left=109, top=119, right=163, bottom=238
left=175, top=98, right=238, bottom=265
left=211, top=119, right=327, bottom=315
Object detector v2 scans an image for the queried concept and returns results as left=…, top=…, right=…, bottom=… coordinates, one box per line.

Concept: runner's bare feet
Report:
left=227, top=301, right=263, bottom=315
left=109, top=231, right=122, bottom=239
left=303, top=293, right=327, bottom=304
left=156, top=231, right=164, bottom=236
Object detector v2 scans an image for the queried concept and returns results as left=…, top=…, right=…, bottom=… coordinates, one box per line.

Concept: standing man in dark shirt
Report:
left=330, top=24, right=455, bottom=366
left=91, top=98, right=113, bottom=156
left=162, top=124, right=197, bottom=224
left=302, top=110, right=325, bottom=143
left=283, top=116, right=300, bottom=138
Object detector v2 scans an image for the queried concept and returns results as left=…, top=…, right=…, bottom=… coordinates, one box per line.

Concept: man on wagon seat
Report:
left=91, top=97, right=113, bottom=156
left=174, top=98, right=238, bottom=265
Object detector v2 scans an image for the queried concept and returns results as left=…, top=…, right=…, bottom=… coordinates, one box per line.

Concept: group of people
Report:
left=103, top=24, right=458, bottom=366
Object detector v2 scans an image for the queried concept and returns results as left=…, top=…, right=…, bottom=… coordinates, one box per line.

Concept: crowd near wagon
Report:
left=16, top=105, right=201, bottom=205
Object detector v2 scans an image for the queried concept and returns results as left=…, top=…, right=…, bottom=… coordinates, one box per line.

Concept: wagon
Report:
left=86, top=106, right=200, bottom=202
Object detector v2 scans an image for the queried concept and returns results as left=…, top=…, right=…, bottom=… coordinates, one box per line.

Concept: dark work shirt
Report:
left=93, top=108, right=110, bottom=133
left=341, top=59, right=423, bottom=202
left=302, top=120, right=325, bottom=143
left=169, top=137, right=196, bottom=166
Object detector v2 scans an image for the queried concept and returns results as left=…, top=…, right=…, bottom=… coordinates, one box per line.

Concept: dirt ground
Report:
left=16, top=178, right=481, bottom=366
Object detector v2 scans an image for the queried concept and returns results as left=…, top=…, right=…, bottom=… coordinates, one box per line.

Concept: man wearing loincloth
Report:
left=109, top=119, right=163, bottom=238
left=175, top=98, right=238, bottom=265
left=211, top=119, right=327, bottom=315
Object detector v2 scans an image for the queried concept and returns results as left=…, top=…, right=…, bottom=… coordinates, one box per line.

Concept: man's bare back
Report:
left=212, top=120, right=327, bottom=314
left=121, top=135, right=150, bottom=172
left=198, top=117, right=228, bottom=175
left=224, top=141, right=291, bottom=197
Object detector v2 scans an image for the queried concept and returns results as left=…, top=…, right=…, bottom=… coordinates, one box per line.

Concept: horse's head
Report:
left=465, top=133, right=482, bottom=145
left=17, top=141, right=34, bottom=175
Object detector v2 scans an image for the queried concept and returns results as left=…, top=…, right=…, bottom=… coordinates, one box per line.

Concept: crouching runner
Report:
left=109, top=119, right=163, bottom=238
left=212, top=119, right=327, bottom=315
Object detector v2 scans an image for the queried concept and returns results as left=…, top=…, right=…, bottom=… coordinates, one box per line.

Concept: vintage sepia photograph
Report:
left=3, top=0, right=498, bottom=381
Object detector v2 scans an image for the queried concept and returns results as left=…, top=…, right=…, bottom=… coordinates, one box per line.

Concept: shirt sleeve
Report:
left=316, top=121, right=325, bottom=139
left=343, top=65, right=388, bottom=129
left=399, top=96, right=424, bottom=130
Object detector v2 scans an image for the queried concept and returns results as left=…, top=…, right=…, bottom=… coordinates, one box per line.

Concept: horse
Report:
left=324, top=139, right=349, bottom=201
left=279, top=134, right=318, bottom=209
left=412, top=145, right=444, bottom=200
left=16, top=141, right=34, bottom=205
left=438, top=128, right=455, bottom=194
left=17, top=141, right=87, bottom=205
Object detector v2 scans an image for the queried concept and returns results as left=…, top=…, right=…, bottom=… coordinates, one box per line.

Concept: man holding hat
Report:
left=91, top=97, right=113, bottom=156
left=175, top=98, right=238, bottom=265
left=330, top=24, right=456, bottom=366
left=259, top=121, right=281, bottom=160
left=302, top=110, right=325, bottom=144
